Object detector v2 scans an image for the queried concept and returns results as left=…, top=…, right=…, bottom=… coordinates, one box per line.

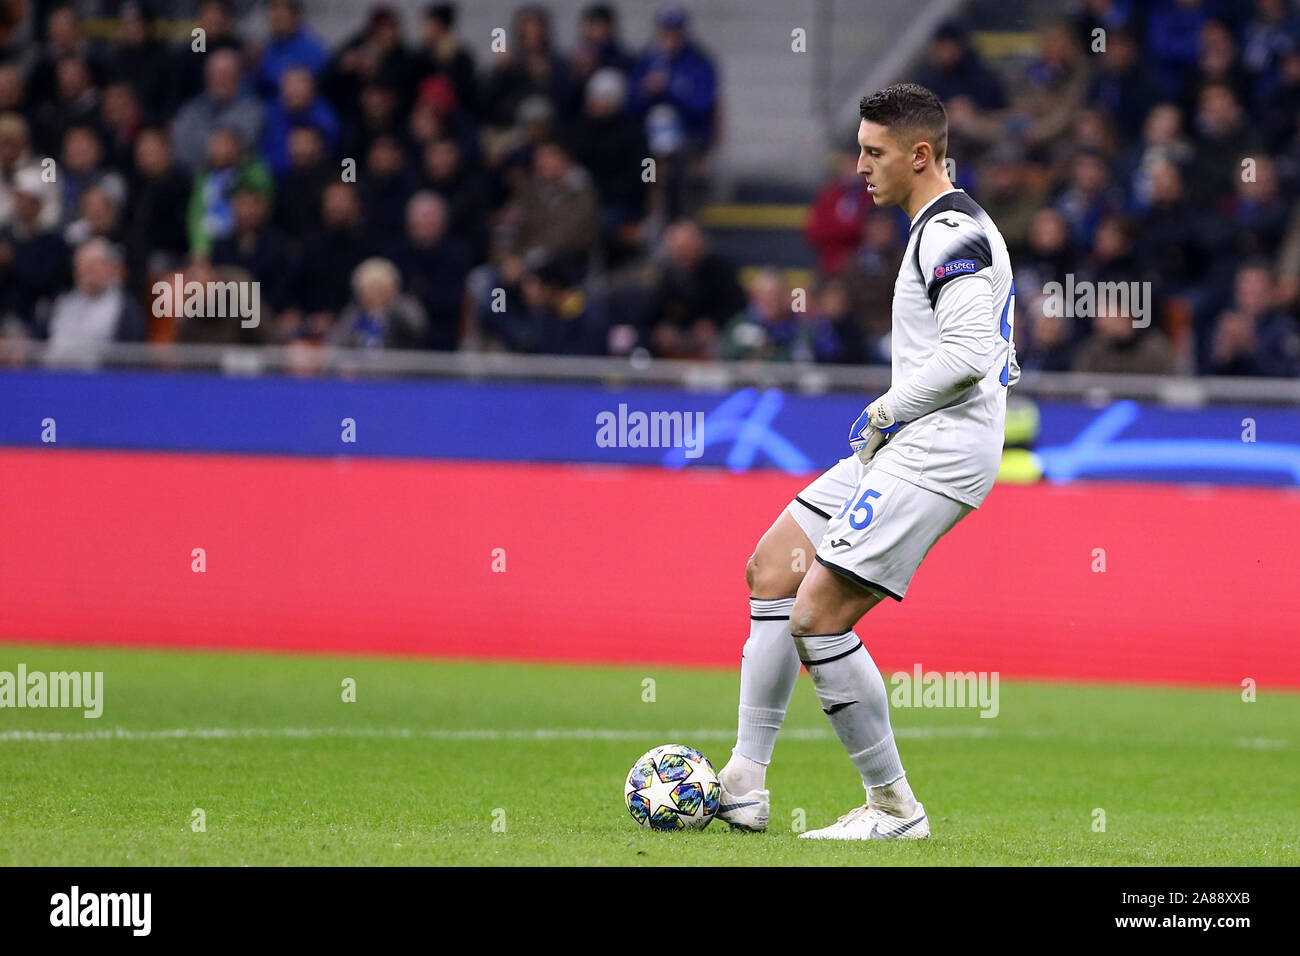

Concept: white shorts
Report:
left=787, top=456, right=973, bottom=601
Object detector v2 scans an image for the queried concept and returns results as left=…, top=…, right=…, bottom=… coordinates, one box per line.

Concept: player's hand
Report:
left=848, top=397, right=900, bottom=464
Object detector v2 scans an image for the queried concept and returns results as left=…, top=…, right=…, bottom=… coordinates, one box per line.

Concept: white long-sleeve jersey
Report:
left=869, top=188, right=1018, bottom=509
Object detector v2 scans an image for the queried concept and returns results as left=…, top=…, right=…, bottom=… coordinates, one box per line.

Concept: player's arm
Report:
left=849, top=216, right=999, bottom=461
left=878, top=218, right=999, bottom=419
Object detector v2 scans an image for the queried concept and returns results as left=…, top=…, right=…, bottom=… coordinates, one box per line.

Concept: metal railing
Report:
left=10, top=341, right=1300, bottom=407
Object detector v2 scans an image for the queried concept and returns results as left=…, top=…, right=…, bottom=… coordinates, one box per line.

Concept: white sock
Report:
left=869, top=773, right=917, bottom=817
left=792, top=629, right=906, bottom=792
left=724, top=596, right=799, bottom=792
left=719, top=751, right=766, bottom=795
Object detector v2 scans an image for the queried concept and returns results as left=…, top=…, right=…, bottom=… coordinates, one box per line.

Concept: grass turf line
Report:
left=0, top=644, right=1296, bottom=866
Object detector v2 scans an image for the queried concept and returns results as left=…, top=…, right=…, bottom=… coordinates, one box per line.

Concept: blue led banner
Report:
left=1, top=370, right=1296, bottom=486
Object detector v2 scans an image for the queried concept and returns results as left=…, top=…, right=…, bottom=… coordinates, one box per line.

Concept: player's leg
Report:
left=789, top=562, right=922, bottom=836
left=717, top=457, right=863, bottom=831
left=792, top=472, right=973, bottom=840
left=718, top=507, right=810, bottom=815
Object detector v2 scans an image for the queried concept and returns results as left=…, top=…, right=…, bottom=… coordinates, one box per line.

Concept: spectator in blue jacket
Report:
left=261, top=67, right=340, bottom=178
left=629, top=7, right=718, bottom=150
left=257, top=0, right=328, bottom=99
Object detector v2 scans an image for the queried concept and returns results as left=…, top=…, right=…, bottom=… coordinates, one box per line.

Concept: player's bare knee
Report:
left=789, top=601, right=819, bottom=638
left=747, top=549, right=799, bottom=599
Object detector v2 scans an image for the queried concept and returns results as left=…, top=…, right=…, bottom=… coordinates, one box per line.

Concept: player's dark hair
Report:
left=859, top=82, right=948, bottom=161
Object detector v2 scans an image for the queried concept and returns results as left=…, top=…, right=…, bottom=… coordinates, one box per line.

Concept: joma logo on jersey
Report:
left=933, top=259, right=977, bottom=278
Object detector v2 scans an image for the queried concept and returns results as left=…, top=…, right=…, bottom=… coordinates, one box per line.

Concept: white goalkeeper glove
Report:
left=848, top=396, right=901, bottom=464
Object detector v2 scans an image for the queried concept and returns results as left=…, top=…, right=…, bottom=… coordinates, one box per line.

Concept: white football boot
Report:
left=798, top=801, right=929, bottom=840
left=716, top=776, right=770, bottom=832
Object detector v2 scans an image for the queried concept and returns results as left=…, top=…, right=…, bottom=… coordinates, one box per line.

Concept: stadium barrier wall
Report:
left=1, top=370, right=1297, bottom=686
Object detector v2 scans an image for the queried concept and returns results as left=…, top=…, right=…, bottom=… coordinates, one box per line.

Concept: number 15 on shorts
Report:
left=835, top=488, right=882, bottom=530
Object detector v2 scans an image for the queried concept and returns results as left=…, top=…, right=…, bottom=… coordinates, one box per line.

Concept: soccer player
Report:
left=716, top=83, right=1017, bottom=839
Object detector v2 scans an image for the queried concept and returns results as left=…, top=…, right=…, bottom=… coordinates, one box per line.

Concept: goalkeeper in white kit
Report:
left=716, top=83, right=1018, bottom=839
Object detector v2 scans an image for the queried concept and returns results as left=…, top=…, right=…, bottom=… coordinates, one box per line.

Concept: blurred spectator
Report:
left=124, top=128, right=191, bottom=280
left=285, top=182, right=373, bottom=325
left=0, top=112, right=61, bottom=229
left=422, top=135, right=491, bottom=258
left=1016, top=208, right=1077, bottom=295
left=1226, top=154, right=1291, bottom=260
left=978, top=144, right=1045, bottom=254
left=105, top=2, right=174, bottom=123
left=274, top=126, right=333, bottom=241
left=572, top=68, right=649, bottom=266
left=1071, top=0, right=1138, bottom=49
left=805, top=150, right=873, bottom=276
left=722, top=268, right=792, bottom=361
left=26, top=6, right=105, bottom=125
left=64, top=184, right=124, bottom=250
left=1133, top=157, right=1208, bottom=302
left=1019, top=306, right=1078, bottom=373
left=391, top=191, right=471, bottom=350
left=45, top=238, right=144, bottom=364
left=917, top=21, right=1006, bottom=110
left=411, top=3, right=479, bottom=117
left=1205, top=261, right=1300, bottom=376
left=570, top=4, right=635, bottom=104
left=1053, top=149, right=1123, bottom=249
left=1073, top=306, right=1178, bottom=375
left=805, top=277, right=867, bottom=364
left=506, top=137, right=599, bottom=281
left=630, top=7, right=717, bottom=148
left=187, top=128, right=273, bottom=257
left=482, top=5, right=571, bottom=130
left=31, top=55, right=100, bottom=154
left=339, top=81, right=403, bottom=159
left=1089, top=31, right=1161, bottom=141
left=1187, top=83, right=1258, bottom=200
left=842, top=213, right=905, bottom=361
left=261, top=66, right=340, bottom=178
left=360, top=133, right=422, bottom=235
left=1015, top=21, right=1092, bottom=152
left=1243, top=0, right=1299, bottom=104
left=172, top=48, right=264, bottom=173
left=629, top=7, right=717, bottom=219
left=257, top=0, right=329, bottom=99
left=172, top=258, right=263, bottom=345
left=0, top=62, right=22, bottom=114
left=0, top=167, right=70, bottom=333
left=211, top=184, right=290, bottom=311
left=481, top=257, right=604, bottom=354
left=1259, top=49, right=1300, bottom=150
left=723, top=269, right=849, bottom=363
left=59, top=126, right=125, bottom=229
left=328, top=257, right=427, bottom=349
left=1123, top=103, right=1194, bottom=212
left=1182, top=19, right=1252, bottom=115
left=172, top=0, right=245, bottom=108
left=325, top=5, right=413, bottom=127
left=1147, top=0, right=1213, bottom=98
left=100, top=82, right=144, bottom=171
left=646, top=219, right=743, bottom=359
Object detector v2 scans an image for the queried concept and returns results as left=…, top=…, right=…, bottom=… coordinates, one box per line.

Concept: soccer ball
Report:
left=624, top=744, right=720, bottom=831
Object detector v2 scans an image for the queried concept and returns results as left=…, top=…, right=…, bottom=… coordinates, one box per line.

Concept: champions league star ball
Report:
left=624, top=744, right=721, bottom=831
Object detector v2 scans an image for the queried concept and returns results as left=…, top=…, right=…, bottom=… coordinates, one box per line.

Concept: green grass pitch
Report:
left=1, top=643, right=1297, bottom=866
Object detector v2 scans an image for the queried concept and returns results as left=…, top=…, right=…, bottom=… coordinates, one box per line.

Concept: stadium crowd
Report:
left=0, top=0, right=1297, bottom=378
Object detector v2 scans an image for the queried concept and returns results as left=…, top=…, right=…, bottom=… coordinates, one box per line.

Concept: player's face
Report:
left=856, top=119, right=908, bottom=207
